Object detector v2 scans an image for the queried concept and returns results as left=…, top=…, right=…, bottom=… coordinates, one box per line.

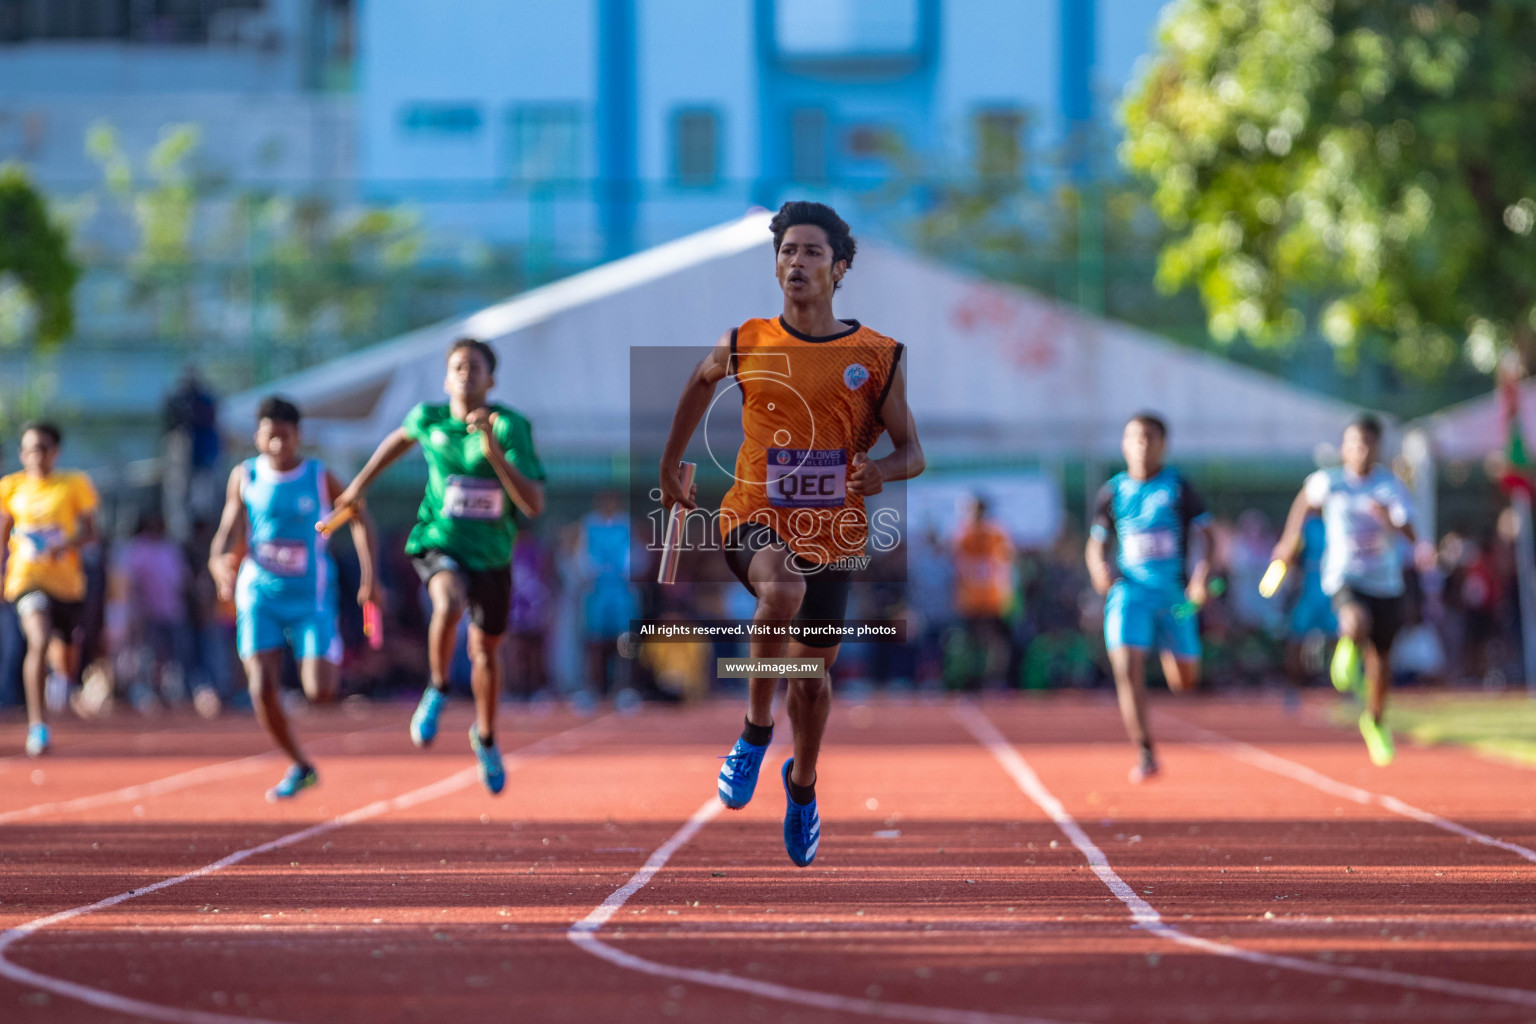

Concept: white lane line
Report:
left=0, top=754, right=274, bottom=825
left=953, top=703, right=1536, bottom=1010
left=0, top=720, right=406, bottom=826
left=1165, top=715, right=1536, bottom=864
left=0, top=722, right=599, bottom=1024
left=569, top=801, right=1085, bottom=1024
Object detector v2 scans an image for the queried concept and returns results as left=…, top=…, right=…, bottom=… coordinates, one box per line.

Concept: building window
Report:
left=773, top=0, right=921, bottom=58
left=788, top=108, right=828, bottom=184
left=672, top=107, right=721, bottom=187
left=400, top=103, right=483, bottom=136
left=974, top=108, right=1026, bottom=179
left=505, top=104, right=582, bottom=183
left=0, top=0, right=266, bottom=45
left=843, top=123, right=901, bottom=161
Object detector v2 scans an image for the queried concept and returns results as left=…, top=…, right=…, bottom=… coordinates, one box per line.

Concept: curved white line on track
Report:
left=0, top=724, right=597, bottom=1023
left=0, top=720, right=405, bottom=826
left=953, top=703, right=1536, bottom=1010
left=1164, top=715, right=1536, bottom=863
left=0, top=752, right=274, bottom=825
left=568, top=798, right=1085, bottom=1024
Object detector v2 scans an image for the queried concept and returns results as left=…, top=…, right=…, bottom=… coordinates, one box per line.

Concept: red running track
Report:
left=1, top=692, right=1533, bottom=1023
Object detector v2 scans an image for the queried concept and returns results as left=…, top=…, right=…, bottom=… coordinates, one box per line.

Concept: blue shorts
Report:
left=1104, top=582, right=1201, bottom=659
left=1289, top=592, right=1337, bottom=637
left=583, top=580, right=637, bottom=639
left=237, top=598, right=342, bottom=664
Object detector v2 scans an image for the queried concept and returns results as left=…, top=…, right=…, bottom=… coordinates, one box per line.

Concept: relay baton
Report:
left=657, top=461, right=697, bottom=585
left=316, top=503, right=357, bottom=537
left=1258, top=559, right=1289, bottom=599
left=363, top=600, right=383, bottom=650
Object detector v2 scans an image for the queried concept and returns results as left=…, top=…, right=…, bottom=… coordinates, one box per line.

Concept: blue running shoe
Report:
left=717, top=736, right=768, bottom=809
left=469, top=728, right=505, bottom=795
left=266, top=762, right=317, bottom=802
left=781, top=758, right=820, bottom=867
left=24, top=722, right=48, bottom=758
left=410, top=686, right=447, bottom=748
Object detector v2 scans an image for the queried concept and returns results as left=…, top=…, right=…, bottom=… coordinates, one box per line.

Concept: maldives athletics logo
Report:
left=843, top=362, right=870, bottom=391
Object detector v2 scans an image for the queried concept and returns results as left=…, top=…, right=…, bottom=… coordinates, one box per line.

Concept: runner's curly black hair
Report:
left=257, top=396, right=301, bottom=426
left=449, top=337, right=498, bottom=375
left=769, top=201, right=857, bottom=270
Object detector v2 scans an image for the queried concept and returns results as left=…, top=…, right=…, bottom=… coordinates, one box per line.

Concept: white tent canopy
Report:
left=1408, top=380, right=1530, bottom=462
left=223, top=212, right=1365, bottom=465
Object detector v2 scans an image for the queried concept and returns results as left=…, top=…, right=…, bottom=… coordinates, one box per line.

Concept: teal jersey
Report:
left=236, top=457, right=337, bottom=611
left=1091, top=468, right=1210, bottom=595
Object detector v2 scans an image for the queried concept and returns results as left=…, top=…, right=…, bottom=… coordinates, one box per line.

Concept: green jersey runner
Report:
left=402, top=401, right=546, bottom=570
left=334, top=337, right=549, bottom=797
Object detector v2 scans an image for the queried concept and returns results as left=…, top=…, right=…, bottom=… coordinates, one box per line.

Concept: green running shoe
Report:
left=1359, top=712, right=1395, bottom=767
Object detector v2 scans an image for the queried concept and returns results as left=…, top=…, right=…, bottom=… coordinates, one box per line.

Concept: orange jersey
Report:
left=718, top=316, right=903, bottom=565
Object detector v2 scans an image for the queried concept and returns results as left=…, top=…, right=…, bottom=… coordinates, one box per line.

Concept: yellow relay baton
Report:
left=1258, top=559, right=1289, bottom=599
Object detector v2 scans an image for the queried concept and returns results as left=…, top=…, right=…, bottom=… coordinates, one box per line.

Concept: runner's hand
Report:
left=358, top=578, right=384, bottom=609
left=333, top=485, right=362, bottom=514
left=1270, top=538, right=1298, bottom=565
left=210, top=552, right=240, bottom=603
left=658, top=461, right=697, bottom=511
left=1186, top=575, right=1209, bottom=608
left=846, top=452, right=883, bottom=498
left=465, top=407, right=497, bottom=434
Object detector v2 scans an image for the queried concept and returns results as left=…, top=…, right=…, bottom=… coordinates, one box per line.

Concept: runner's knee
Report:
left=755, top=580, right=805, bottom=619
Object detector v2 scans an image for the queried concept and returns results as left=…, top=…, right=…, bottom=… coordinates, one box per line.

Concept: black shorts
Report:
left=1332, top=587, right=1404, bottom=655
left=411, top=550, right=511, bottom=637
left=721, top=523, right=852, bottom=649
left=14, top=590, right=83, bottom=641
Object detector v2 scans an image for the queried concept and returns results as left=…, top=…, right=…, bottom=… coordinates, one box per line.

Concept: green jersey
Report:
left=402, top=402, right=546, bottom=570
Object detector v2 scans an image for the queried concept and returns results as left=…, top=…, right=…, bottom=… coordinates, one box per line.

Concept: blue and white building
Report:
left=357, top=0, right=1168, bottom=258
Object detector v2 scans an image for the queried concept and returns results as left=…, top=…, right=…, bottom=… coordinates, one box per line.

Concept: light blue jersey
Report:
left=1091, top=468, right=1211, bottom=597
left=1092, top=467, right=1210, bottom=657
left=235, top=457, right=341, bottom=662
left=1289, top=516, right=1337, bottom=636
left=1304, top=465, right=1411, bottom=599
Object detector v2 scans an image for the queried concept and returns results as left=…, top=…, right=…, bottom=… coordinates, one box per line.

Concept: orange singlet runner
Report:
left=718, top=315, right=903, bottom=565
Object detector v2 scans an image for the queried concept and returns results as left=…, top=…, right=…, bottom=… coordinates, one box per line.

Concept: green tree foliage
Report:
left=0, top=163, right=80, bottom=349
left=85, top=119, right=424, bottom=352
left=1122, top=0, right=1536, bottom=375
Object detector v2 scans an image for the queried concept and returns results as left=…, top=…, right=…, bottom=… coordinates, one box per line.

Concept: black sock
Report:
left=741, top=717, right=773, bottom=747
left=788, top=775, right=816, bottom=806
left=1139, top=740, right=1155, bottom=758
left=478, top=731, right=495, bottom=748
left=430, top=679, right=450, bottom=695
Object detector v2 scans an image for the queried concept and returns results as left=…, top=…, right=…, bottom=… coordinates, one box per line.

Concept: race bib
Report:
left=255, top=540, right=309, bottom=577
left=1121, top=529, right=1177, bottom=563
left=20, top=527, right=64, bottom=560
left=443, top=476, right=505, bottom=519
left=766, top=449, right=846, bottom=509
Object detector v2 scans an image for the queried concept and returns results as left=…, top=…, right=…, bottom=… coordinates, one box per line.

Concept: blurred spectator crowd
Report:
left=3, top=478, right=1529, bottom=715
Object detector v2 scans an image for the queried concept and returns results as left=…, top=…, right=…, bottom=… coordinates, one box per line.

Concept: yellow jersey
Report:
left=0, top=470, right=99, bottom=602
left=718, top=316, right=902, bottom=565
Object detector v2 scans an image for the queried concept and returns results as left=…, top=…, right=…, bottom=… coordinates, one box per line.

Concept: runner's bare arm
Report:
left=658, top=329, right=732, bottom=510
left=1271, top=486, right=1317, bottom=564
left=335, top=428, right=417, bottom=511
left=0, top=509, right=11, bottom=579
left=66, top=511, right=98, bottom=553
left=849, top=354, right=925, bottom=498
left=1187, top=520, right=1214, bottom=604
left=1085, top=533, right=1114, bottom=596
left=209, top=465, right=250, bottom=602
left=466, top=408, right=545, bottom=519
left=328, top=468, right=384, bottom=606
